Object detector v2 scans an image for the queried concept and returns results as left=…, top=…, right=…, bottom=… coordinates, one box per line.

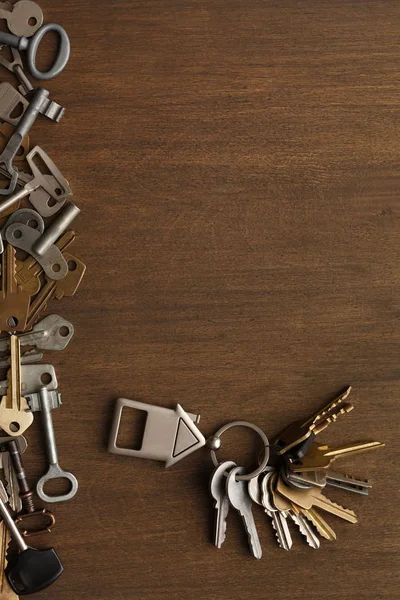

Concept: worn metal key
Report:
left=0, top=336, right=33, bottom=436
left=0, top=1, right=42, bottom=37
left=226, top=466, right=262, bottom=559
left=210, top=461, right=236, bottom=548
left=0, top=245, right=30, bottom=332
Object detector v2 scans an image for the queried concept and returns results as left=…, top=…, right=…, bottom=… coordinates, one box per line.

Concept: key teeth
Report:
left=292, top=514, right=320, bottom=549
left=270, top=516, right=288, bottom=551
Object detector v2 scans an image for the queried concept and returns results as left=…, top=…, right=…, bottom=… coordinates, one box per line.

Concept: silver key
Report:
left=0, top=1, right=43, bottom=37
left=0, top=363, right=58, bottom=395
left=0, top=315, right=74, bottom=353
left=287, top=505, right=320, bottom=549
left=0, top=436, right=27, bottom=513
left=261, top=471, right=293, bottom=551
left=226, top=466, right=262, bottom=559
left=210, top=461, right=236, bottom=548
left=325, top=471, right=372, bottom=496
left=0, top=349, right=43, bottom=369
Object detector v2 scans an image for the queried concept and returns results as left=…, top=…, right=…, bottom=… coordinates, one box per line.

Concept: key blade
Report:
left=311, top=402, right=354, bottom=436
left=312, top=491, right=357, bottom=523
left=215, top=498, right=229, bottom=548
left=324, top=441, right=385, bottom=458
left=299, top=506, right=336, bottom=540
left=241, top=510, right=262, bottom=559
left=303, top=386, right=352, bottom=427
left=289, top=511, right=320, bottom=549
left=271, top=512, right=292, bottom=551
left=0, top=480, right=8, bottom=504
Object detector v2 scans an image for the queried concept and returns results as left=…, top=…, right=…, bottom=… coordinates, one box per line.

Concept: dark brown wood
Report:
left=18, top=0, right=400, bottom=598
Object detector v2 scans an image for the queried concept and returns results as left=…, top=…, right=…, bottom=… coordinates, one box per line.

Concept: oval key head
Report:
left=36, top=464, right=78, bottom=503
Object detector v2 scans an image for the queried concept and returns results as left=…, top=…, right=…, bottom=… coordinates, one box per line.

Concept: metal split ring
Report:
left=208, top=420, right=270, bottom=481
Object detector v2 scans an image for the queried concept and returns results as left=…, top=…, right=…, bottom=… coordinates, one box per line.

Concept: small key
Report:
left=0, top=145, right=71, bottom=216
left=0, top=336, right=33, bottom=436
left=0, top=314, right=74, bottom=353
left=0, top=435, right=28, bottom=513
left=289, top=441, right=385, bottom=472
left=298, top=506, right=336, bottom=540
left=260, top=471, right=292, bottom=551
left=226, top=466, right=262, bottom=559
left=0, top=480, right=63, bottom=595
left=276, top=475, right=357, bottom=523
left=0, top=245, right=30, bottom=332
left=36, top=387, right=78, bottom=503
left=210, top=460, right=236, bottom=548
left=275, top=387, right=354, bottom=456
left=0, top=1, right=42, bottom=37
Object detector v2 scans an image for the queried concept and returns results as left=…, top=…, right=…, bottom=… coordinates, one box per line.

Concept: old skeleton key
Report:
left=226, top=466, right=262, bottom=559
left=276, top=386, right=354, bottom=456
left=0, top=336, right=33, bottom=435
left=0, top=245, right=30, bottom=331
left=0, top=145, right=71, bottom=216
left=0, top=480, right=63, bottom=595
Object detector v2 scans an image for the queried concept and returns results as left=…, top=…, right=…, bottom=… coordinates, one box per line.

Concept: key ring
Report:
left=208, top=420, right=270, bottom=481
left=0, top=23, right=70, bottom=80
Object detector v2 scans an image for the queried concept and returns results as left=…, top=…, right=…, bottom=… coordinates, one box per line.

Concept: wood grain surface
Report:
left=15, top=0, right=400, bottom=598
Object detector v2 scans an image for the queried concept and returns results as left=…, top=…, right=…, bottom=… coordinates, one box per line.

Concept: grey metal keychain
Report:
left=0, top=23, right=70, bottom=80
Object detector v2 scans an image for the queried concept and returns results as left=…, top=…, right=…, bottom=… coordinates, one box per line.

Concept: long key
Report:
left=261, top=471, right=292, bottom=550
left=226, top=466, right=262, bottom=559
left=210, top=461, right=236, bottom=548
left=276, top=475, right=357, bottom=523
left=36, top=387, right=78, bottom=503
left=289, top=441, right=385, bottom=472
left=0, top=145, right=71, bottom=215
left=0, top=481, right=63, bottom=595
left=298, top=506, right=336, bottom=540
left=0, top=314, right=74, bottom=353
left=268, top=473, right=319, bottom=549
left=325, top=471, right=372, bottom=495
left=0, top=336, right=33, bottom=436
left=0, top=87, right=51, bottom=195
left=0, top=245, right=30, bottom=332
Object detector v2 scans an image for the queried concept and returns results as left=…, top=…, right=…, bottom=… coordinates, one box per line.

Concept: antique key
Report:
left=0, top=145, right=71, bottom=215
left=0, top=245, right=30, bottom=332
left=0, top=1, right=42, bottom=37
left=0, top=481, right=63, bottom=595
left=0, top=314, right=74, bottom=353
left=289, top=441, right=385, bottom=472
left=275, top=387, right=354, bottom=456
left=0, top=336, right=33, bottom=436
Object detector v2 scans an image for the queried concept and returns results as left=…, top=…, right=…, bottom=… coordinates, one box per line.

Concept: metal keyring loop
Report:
left=26, top=23, right=70, bottom=80
left=209, top=420, right=270, bottom=481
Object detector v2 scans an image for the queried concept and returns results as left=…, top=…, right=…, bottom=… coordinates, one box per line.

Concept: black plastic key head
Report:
left=6, top=546, right=63, bottom=595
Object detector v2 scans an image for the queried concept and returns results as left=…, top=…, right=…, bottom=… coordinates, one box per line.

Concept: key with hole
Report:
left=0, top=314, right=74, bottom=352
left=0, top=435, right=28, bottom=513
left=0, top=480, right=63, bottom=595
left=24, top=251, right=86, bottom=329
left=0, top=145, right=71, bottom=216
left=226, top=466, right=262, bottom=559
left=289, top=440, right=385, bottom=472
left=0, top=245, right=30, bottom=331
left=2, top=207, right=44, bottom=239
left=0, top=336, right=33, bottom=436
left=276, top=475, right=357, bottom=523
left=0, top=363, right=58, bottom=396
left=210, top=461, right=236, bottom=548
left=275, top=387, right=354, bottom=456
left=16, top=230, right=75, bottom=295
left=36, top=387, right=78, bottom=503
left=0, top=1, right=42, bottom=37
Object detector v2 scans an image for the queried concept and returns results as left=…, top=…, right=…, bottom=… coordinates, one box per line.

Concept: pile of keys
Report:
left=0, top=1, right=84, bottom=595
left=109, top=387, right=384, bottom=559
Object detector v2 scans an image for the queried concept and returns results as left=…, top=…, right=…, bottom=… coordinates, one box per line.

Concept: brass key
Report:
left=275, top=387, right=354, bottom=455
left=289, top=440, right=385, bottom=472
left=0, top=336, right=33, bottom=436
left=298, top=506, right=336, bottom=540
left=16, top=230, right=76, bottom=294
left=0, top=245, right=30, bottom=332
left=0, top=522, right=18, bottom=599
left=25, top=253, right=86, bottom=329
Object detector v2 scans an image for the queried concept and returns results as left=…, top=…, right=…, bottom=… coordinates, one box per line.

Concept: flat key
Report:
left=276, top=475, right=357, bottom=523
left=210, top=460, right=236, bottom=548
left=325, top=471, right=372, bottom=496
left=261, top=471, right=292, bottom=551
left=276, top=387, right=353, bottom=455
left=0, top=245, right=30, bottom=332
left=288, top=504, right=320, bottom=549
left=298, top=506, right=336, bottom=541
left=0, top=336, right=33, bottom=436
left=289, top=441, right=385, bottom=472
left=226, top=466, right=262, bottom=559
left=0, top=1, right=42, bottom=37
left=0, top=314, right=74, bottom=352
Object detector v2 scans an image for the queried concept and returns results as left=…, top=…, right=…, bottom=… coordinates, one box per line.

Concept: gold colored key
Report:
left=25, top=253, right=86, bottom=329
left=289, top=440, right=385, bottom=472
left=0, top=522, right=19, bottom=599
left=0, top=245, right=30, bottom=332
left=16, top=230, right=76, bottom=294
left=298, top=506, right=336, bottom=541
left=0, top=335, right=33, bottom=436
left=275, top=387, right=354, bottom=455
left=276, top=475, right=357, bottom=523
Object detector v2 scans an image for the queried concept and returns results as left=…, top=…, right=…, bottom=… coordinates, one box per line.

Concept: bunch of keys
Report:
left=108, top=387, right=384, bottom=558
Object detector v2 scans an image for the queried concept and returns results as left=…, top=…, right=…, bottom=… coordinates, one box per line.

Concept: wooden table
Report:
left=22, top=1, right=400, bottom=598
